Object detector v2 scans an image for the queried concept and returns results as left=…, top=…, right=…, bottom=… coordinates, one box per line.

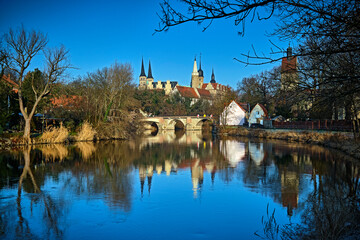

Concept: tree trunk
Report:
left=24, top=118, right=31, bottom=144
left=103, top=100, right=113, bottom=122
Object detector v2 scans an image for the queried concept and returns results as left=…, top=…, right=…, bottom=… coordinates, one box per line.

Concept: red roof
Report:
left=255, top=103, right=268, bottom=117
left=202, top=83, right=231, bottom=92
left=1, top=74, right=19, bottom=93
left=281, top=56, right=297, bottom=74
left=51, top=95, right=83, bottom=108
left=197, top=88, right=212, bottom=99
left=233, top=101, right=247, bottom=112
left=176, top=86, right=199, bottom=98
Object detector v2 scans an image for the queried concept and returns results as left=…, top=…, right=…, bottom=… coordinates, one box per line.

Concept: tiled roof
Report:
left=281, top=56, right=297, bottom=74
left=176, top=86, right=199, bottom=98
left=197, top=88, right=212, bottom=99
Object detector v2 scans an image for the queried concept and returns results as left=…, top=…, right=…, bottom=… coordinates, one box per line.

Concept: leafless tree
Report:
left=156, top=0, right=360, bottom=61
left=2, top=26, right=71, bottom=143
left=157, top=0, right=360, bottom=127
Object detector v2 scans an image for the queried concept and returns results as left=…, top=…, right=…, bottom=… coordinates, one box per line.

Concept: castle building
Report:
left=138, top=57, right=230, bottom=98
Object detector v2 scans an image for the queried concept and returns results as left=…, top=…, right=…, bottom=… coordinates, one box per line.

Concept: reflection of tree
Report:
left=12, top=147, right=64, bottom=239
left=68, top=141, right=137, bottom=212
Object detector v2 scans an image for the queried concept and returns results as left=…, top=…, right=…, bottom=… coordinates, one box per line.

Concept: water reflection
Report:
left=0, top=131, right=359, bottom=239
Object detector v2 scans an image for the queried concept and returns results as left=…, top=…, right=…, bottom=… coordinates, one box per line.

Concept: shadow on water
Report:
left=0, top=133, right=359, bottom=239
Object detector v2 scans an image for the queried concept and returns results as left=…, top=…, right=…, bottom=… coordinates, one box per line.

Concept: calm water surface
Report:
left=0, top=131, right=359, bottom=239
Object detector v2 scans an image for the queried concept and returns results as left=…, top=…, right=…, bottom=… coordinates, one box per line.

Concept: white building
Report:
left=220, top=100, right=247, bottom=126
left=249, top=103, right=268, bottom=126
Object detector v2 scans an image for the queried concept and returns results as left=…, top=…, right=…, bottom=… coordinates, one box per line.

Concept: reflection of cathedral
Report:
left=136, top=136, right=306, bottom=216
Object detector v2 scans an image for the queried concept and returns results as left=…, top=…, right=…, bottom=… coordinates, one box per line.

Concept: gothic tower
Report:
left=147, top=60, right=154, bottom=89
left=139, top=58, right=147, bottom=90
left=191, top=57, right=200, bottom=88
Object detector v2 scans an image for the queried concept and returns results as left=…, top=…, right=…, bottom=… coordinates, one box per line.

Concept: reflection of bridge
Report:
left=141, top=116, right=213, bottom=131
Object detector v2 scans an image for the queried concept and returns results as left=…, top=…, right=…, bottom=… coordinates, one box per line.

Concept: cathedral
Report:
left=138, top=57, right=230, bottom=98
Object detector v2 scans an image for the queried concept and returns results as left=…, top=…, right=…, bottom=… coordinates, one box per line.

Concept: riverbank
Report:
left=218, top=127, right=360, bottom=159
left=0, top=122, right=132, bottom=150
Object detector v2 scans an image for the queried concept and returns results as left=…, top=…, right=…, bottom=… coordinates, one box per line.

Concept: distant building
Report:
left=138, top=57, right=230, bottom=98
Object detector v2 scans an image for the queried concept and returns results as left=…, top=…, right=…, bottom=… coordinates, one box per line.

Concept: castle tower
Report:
left=139, top=58, right=147, bottom=90
left=210, top=68, right=216, bottom=83
left=191, top=57, right=200, bottom=88
left=198, top=56, right=204, bottom=87
left=147, top=60, right=154, bottom=89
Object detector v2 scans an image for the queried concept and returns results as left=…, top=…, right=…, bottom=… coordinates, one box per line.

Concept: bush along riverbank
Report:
left=0, top=121, right=135, bottom=150
left=218, top=127, right=360, bottom=159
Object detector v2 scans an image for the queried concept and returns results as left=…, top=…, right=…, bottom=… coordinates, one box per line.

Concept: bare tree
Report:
left=81, top=62, right=135, bottom=124
left=2, top=26, right=71, bottom=143
left=157, top=0, right=360, bottom=125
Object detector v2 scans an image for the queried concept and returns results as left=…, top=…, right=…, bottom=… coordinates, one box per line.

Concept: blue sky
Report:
left=0, top=0, right=289, bottom=89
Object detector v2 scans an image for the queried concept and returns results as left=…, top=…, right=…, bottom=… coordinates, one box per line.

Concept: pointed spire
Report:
left=198, top=54, right=203, bottom=77
left=192, top=57, right=198, bottom=75
left=140, top=178, right=145, bottom=197
left=210, top=68, right=216, bottom=83
left=147, top=175, right=152, bottom=194
left=287, top=45, right=292, bottom=60
left=147, top=60, right=153, bottom=79
left=140, top=58, right=146, bottom=77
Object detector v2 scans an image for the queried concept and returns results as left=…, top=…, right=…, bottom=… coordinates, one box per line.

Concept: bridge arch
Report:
left=195, top=118, right=213, bottom=127
left=142, top=121, right=159, bottom=133
left=168, top=119, right=186, bottom=130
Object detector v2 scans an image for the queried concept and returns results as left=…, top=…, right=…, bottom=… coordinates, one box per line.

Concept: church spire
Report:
left=147, top=60, right=153, bottom=79
left=140, top=58, right=146, bottom=77
left=210, top=68, right=216, bottom=83
left=198, top=54, right=203, bottom=77
left=192, top=57, right=198, bottom=75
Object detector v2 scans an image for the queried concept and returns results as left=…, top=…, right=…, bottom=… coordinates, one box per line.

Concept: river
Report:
left=0, top=131, right=359, bottom=239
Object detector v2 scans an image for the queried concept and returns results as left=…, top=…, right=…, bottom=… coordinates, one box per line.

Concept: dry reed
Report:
left=39, top=144, right=69, bottom=162
left=76, top=121, right=97, bottom=141
left=40, top=125, right=69, bottom=143
left=76, top=142, right=96, bottom=160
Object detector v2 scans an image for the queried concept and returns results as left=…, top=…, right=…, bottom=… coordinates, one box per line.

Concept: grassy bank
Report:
left=218, top=127, right=360, bottom=159
left=0, top=121, right=133, bottom=150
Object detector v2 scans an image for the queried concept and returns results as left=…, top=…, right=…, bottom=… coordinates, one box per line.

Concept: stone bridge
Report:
left=140, top=116, right=213, bottom=131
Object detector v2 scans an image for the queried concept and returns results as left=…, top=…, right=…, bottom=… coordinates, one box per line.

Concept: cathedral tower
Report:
left=146, top=60, right=154, bottom=89
left=139, top=58, right=147, bottom=90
